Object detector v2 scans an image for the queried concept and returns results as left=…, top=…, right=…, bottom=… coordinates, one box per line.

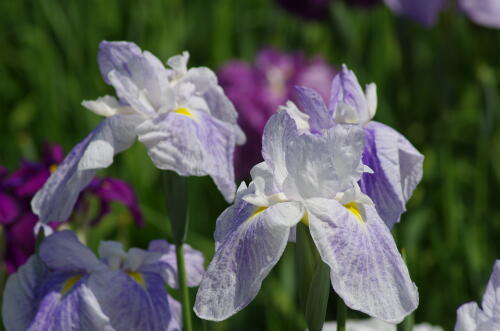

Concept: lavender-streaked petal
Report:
left=306, top=198, right=418, bottom=323
left=141, top=240, right=204, bottom=288
left=137, top=111, right=236, bottom=202
left=294, top=86, right=334, bottom=132
left=167, top=296, right=182, bottom=331
left=2, top=256, right=48, bottom=331
left=459, top=0, right=500, bottom=29
left=194, top=201, right=304, bottom=321
left=98, top=41, right=141, bottom=85
left=359, top=121, right=423, bottom=228
left=329, top=65, right=370, bottom=124
left=86, top=270, right=174, bottom=331
left=383, top=0, right=447, bottom=27
left=31, top=115, right=140, bottom=223
left=39, top=230, right=103, bottom=272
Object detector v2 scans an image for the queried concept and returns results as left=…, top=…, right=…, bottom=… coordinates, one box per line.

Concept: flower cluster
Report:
left=2, top=230, right=204, bottom=330
left=194, top=65, right=423, bottom=323
left=218, top=48, right=336, bottom=178
left=0, top=144, right=142, bottom=274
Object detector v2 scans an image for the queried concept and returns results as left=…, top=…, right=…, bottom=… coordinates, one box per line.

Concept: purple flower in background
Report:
left=195, top=106, right=418, bottom=322
left=459, top=0, right=500, bottom=29
left=276, top=0, right=380, bottom=20
left=2, top=230, right=204, bottom=331
left=0, top=144, right=142, bottom=274
left=32, top=41, right=245, bottom=228
left=455, top=260, right=500, bottom=330
left=218, top=48, right=336, bottom=178
left=383, top=0, right=447, bottom=27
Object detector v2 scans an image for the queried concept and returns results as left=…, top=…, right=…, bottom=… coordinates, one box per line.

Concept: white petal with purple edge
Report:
left=306, top=198, right=418, bottom=323
left=137, top=110, right=236, bottom=202
left=194, top=201, right=304, bottom=321
left=360, top=121, right=423, bottom=228
left=294, top=86, right=333, bottom=132
left=31, top=115, right=141, bottom=223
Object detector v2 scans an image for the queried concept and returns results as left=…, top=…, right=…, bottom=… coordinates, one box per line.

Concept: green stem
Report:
left=175, top=243, right=193, bottom=331
left=336, top=295, right=347, bottom=331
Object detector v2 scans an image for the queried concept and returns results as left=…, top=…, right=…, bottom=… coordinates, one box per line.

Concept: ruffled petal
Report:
left=86, top=270, right=174, bottom=331
left=359, top=121, right=423, bottom=228
left=455, top=302, right=489, bottom=331
left=137, top=110, right=236, bottom=202
left=139, top=240, right=205, bottom=288
left=294, top=86, right=334, bottom=132
left=283, top=124, right=365, bottom=200
left=31, top=115, right=141, bottom=223
left=2, top=256, right=48, bottom=331
left=306, top=198, right=418, bottom=323
left=194, top=200, right=303, bottom=321
left=39, top=230, right=103, bottom=272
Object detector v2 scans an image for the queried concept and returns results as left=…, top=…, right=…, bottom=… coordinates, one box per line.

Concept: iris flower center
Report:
left=174, top=107, right=193, bottom=117
left=343, top=202, right=363, bottom=224
left=61, top=274, right=82, bottom=295
left=128, top=271, right=145, bottom=287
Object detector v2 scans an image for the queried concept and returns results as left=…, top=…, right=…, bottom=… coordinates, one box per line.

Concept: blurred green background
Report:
left=1, top=0, right=500, bottom=330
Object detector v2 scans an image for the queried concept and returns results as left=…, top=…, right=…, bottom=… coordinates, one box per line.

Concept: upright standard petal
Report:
left=306, top=198, right=418, bottom=323
left=359, top=121, right=423, bottom=228
left=459, top=0, right=500, bottom=28
left=31, top=115, right=140, bottom=223
left=39, top=230, right=104, bottom=272
left=194, top=200, right=304, bottom=321
left=137, top=110, right=236, bottom=202
left=383, top=0, right=447, bottom=27
left=294, top=86, right=333, bottom=132
left=2, top=256, right=48, bottom=331
left=329, top=65, right=371, bottom=125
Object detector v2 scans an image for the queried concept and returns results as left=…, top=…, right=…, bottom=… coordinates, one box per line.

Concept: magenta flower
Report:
left=276, top=0, right=380, bottom=20
left=0, top=144, right=143, bottom=274
left=218, top=48, right=336, bottom=178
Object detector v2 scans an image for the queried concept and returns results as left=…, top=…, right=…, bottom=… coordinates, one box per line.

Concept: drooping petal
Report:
left=140, top=240, right=205, bottom=288
left=39, top=230, right=104, bottom=273
left=194, top=200, right=304, bottom=321
left=26, top=272, right=115, bottom=331
left=294, top=86, right=333, bottom=132
left=306, top=198, right=418, bottom=323
left=283, top=124, right=366, bottom=201
left=383, top=0, right=447, bottom=27
left=137, top=110, right=236, bottom=202
left=2, top=256, right=48, bottom=331
left=459, top=0, right=500, bottom=28
left=359, top=121, right=423, bottom=228
left=31, top=115, right=141, bottom=223
left=166, top=296, right=182, bottom=331
left=329, top=65, right=371, bottom=125
left=86, top=270, right=174, bottom=331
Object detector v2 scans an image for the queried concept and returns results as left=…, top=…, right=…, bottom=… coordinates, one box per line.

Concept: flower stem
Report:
left=176, top=243, right=193, bottom=331
left=336, top=295, right=347, bottom=331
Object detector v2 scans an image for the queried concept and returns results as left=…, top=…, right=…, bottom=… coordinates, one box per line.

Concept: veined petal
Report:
left=2, top=256, right=48, bottom=331
left=306, top=198, right=418, bottom=323
left=31, top=115, right=141, bottom=223
left=140, top=240, right=205, bottom=288
left=294, top=86, right=333, bottom=132
left=459, top=0, right=500, bottom=28
left=283, top=124, right=365, bottom=201
left=359, top=121, right=423, bottom=228
left=329, top=65, right=370, bottom=125
left=194, top=201, right=304, bottom=321
left=98, top=41, right=141, bottom=85
left=86, top=270, right=174, bottom=331
left=137, top=110, right=236, bottom=202
left=166, top=296, right=182, bottom=331
left=39, top=230, right=104, bottom=273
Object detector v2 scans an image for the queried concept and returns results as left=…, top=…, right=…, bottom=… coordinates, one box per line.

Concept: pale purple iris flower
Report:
left=323, top=65, right=423, bottom=228
left=218, top=48, right=336, bottom=178
left=194, top=101, right=418, bottom=322
left=2, top=230, right=204, bottom=331
left=455, top=260, right=500, bottom=331
left=32, top=41, right=245, bottom=226
left=458, top=0, right=500, bottom=28
left=0, top=144, right=142, bottom=274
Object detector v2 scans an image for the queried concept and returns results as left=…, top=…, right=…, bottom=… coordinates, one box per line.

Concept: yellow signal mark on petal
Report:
left=128, top=271, right=145, bottom=287
left=174, top=107, right=193, bottom=117
left=344, top=202, right=364, bottom=225
left=300, top=212, right=309, bottom=226
left=49, top=164, right=58, bottom=173
left=250, top=206, right=267, bottom=219
left=61, top=274, right=82, bottom=295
